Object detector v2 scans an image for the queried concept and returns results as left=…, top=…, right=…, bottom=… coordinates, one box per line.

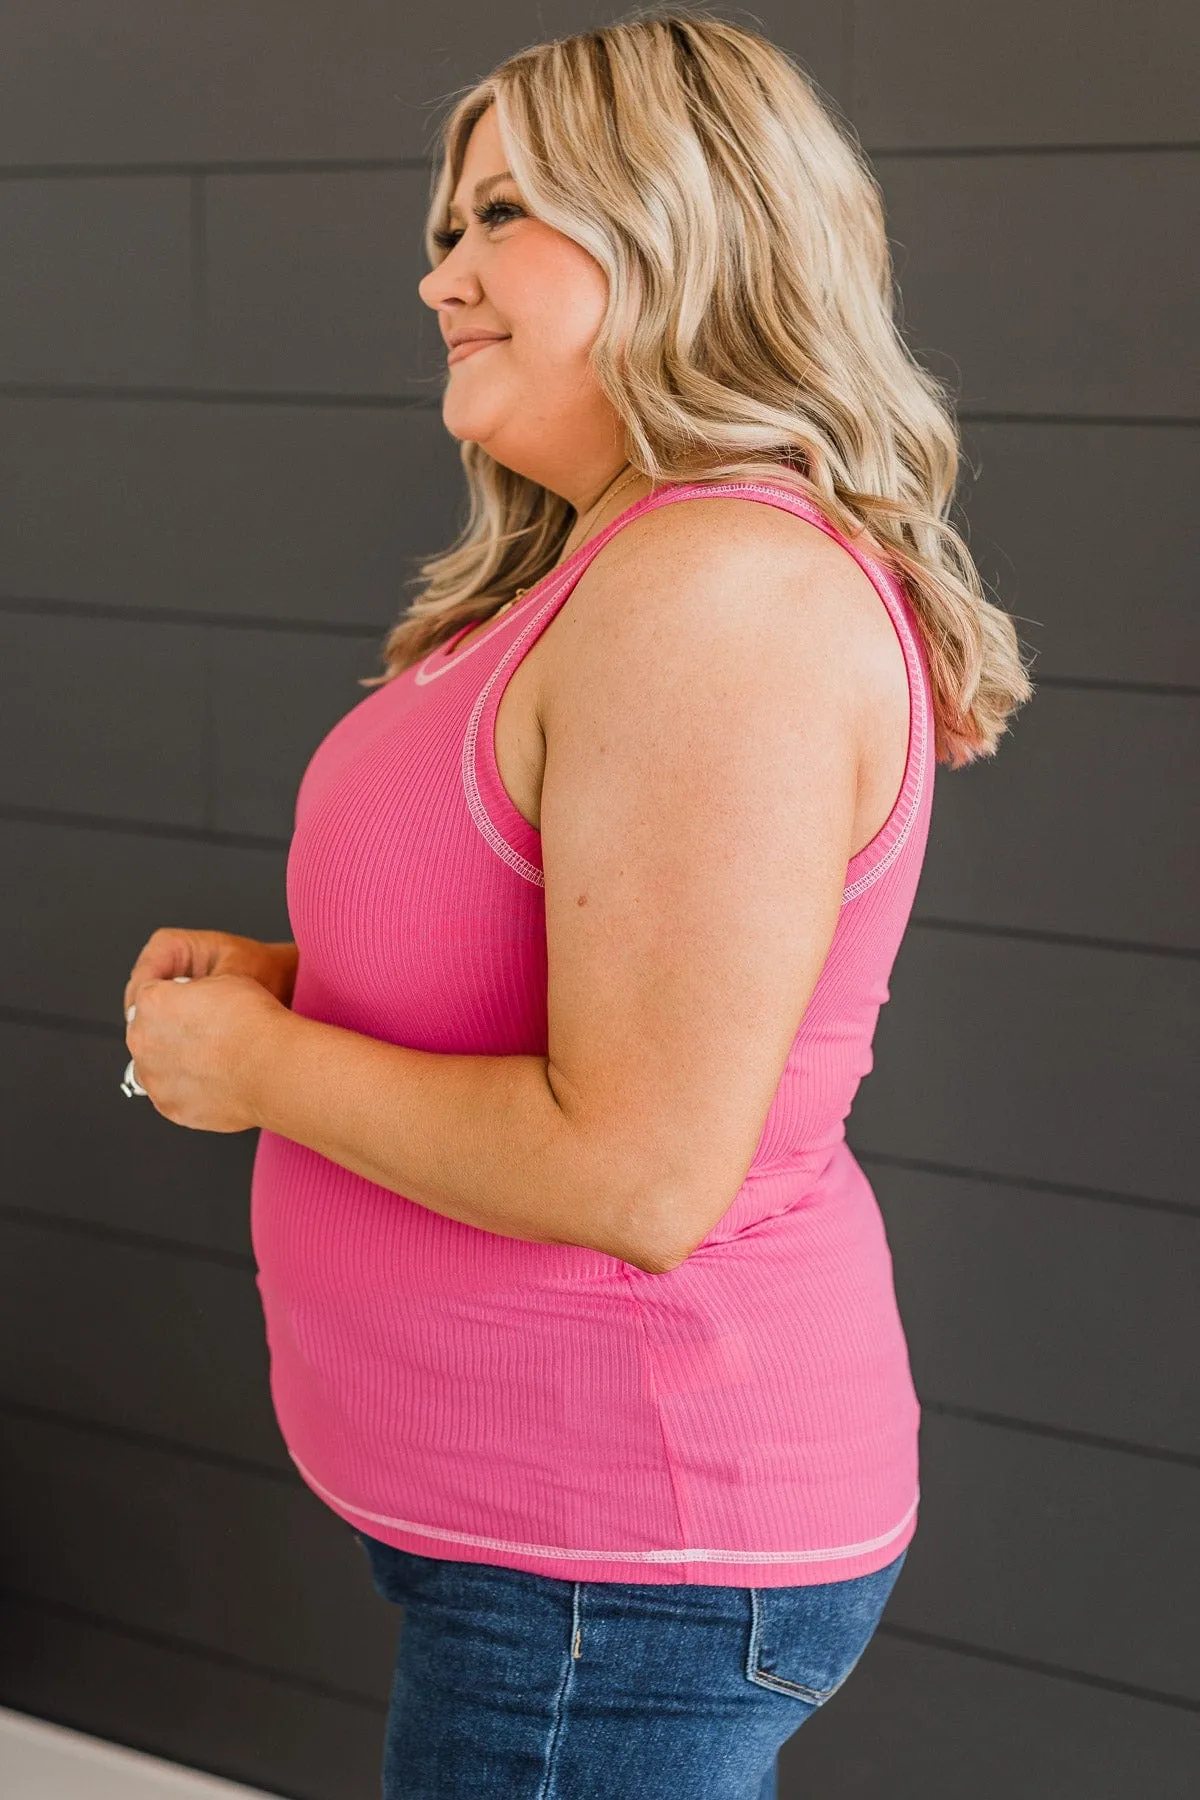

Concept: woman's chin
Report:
left=440, top=398, right=506, bottom=446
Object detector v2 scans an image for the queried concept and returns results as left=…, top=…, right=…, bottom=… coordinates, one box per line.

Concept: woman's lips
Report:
left=447, top=336, right=510, bottom=364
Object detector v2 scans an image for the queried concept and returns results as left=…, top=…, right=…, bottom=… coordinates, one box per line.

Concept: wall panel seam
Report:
left=2, top=385, right=1198, bottom=427
left=870, top=141, right=1200, bottom=159
left=1, top=145, right=1195, bottom=181
left=857, top=1151, right=1200, bottom=1220
left=0, top=597, right=383, bottom=637
left=910, top=916, right=1199, bottom=961
left=0, top=1003, right=121, bottom=1039
left=0, top=1588, right=387, bottom=1711
left=0, top=1398, right=293, bottom=1486
left=0, top=801, right=287, bottom=851
left=878, top=1623, right=1200, bottom=1713
left=0, top=381, right=436, bottom=409
left=920, top=1401, right=1200, bottom=1470
left=0, top=1203, right=254, bottom=1270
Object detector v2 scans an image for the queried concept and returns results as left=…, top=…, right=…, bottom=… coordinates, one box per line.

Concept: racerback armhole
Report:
left=680, top=483, right=935, bottom=905
left=463, top=480, right=933, bottom=900
left=837, top=562, right=933, bottom=903
left=463, top=570, right=584, bottom=886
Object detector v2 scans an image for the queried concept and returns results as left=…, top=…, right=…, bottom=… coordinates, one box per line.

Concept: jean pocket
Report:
left=745, top=1550, right=907, bottom=1705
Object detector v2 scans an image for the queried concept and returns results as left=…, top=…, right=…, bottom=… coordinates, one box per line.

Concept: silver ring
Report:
left=121, top=1057, right=148, bottom=1099
left=120, top=973, right=189, bottom=1097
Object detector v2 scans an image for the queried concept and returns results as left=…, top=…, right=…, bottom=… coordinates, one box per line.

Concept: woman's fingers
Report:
left=122, top=927, right=212, bottom=1015
left=122, top=927, right=287, bottom=1020
left=128, top=972, right=190, bottom=1021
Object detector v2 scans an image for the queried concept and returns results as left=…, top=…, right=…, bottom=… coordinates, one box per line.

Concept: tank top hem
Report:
left=289, top=1449, right=920, bottom=1589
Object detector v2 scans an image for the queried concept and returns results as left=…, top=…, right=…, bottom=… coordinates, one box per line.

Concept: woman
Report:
left=122, top=12, right=1031, bottom=1797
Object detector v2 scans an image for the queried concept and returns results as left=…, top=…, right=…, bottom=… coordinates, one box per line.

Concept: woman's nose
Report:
left=419, top=250, right=480, bottom=312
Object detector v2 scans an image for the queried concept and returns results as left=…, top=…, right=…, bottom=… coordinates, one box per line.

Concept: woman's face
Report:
left=418, top=104, right=626, bottom=509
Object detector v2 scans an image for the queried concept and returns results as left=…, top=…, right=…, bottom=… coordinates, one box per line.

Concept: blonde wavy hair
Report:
left=363, top=6, right=1033, bottom=765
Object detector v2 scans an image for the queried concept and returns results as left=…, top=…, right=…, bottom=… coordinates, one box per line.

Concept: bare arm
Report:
left=239, top=502, right=865, bottom=1274
left=245, top=1015, right=658, bottom=1266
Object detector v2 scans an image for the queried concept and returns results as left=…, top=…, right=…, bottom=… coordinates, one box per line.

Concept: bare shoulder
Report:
left=539, top=490, right=903, bottom=724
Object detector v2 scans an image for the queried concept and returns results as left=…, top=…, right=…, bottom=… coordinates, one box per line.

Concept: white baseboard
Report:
left=0, top=1707, right=282, bottom=1800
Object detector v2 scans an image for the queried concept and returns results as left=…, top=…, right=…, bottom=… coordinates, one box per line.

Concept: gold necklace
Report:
left=560, top=465, right=642, bottom=562
left=491, top=466, right=643, bottom=621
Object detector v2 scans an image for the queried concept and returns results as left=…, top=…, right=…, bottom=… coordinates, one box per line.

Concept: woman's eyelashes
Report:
left=432, top=199, right=525, bottom=252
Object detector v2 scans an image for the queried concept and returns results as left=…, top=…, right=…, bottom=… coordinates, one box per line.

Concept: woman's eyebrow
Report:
left=446, top=171, right=516, bottom=223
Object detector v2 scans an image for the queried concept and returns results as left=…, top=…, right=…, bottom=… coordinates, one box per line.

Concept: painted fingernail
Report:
left=126, top=1004, right=136, bottom=1023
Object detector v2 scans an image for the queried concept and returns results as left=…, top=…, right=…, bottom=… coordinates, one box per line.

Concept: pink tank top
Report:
left=250, top=479, right=933, bottom=1587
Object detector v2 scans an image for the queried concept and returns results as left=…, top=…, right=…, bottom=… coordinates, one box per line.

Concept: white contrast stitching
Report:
left=290, top=1450, right=919, bottom=1566
left=705, top=487, right=931, bottom=905
left=451, top=480, right=931, bottom=900
left=412, top=586, right=544, bottom=685
left=459, top=569, right=586, bottom=886
left=626, top=483, right=932, bottom=905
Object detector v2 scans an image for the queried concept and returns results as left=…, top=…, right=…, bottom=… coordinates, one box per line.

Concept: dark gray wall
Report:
left=1, top=5, right=1196, bottom=1796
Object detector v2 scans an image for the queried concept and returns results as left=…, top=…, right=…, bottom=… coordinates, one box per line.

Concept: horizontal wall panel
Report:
left=0, top=1410, right=396, bottom=1699
left=0, top=398, right=463, bottom=626
left=0, top=4, right=847, bottom=166
left=211, top=630, right=378, bottom=841
left=916, top=689, right=1198, bottom=952
left=0, top=1021, right=256, bottom=1257
left=206, top=168, right=443, bottom=397
left=0, top=1220, right=285, bottom=1470
left=854, top=0, right=1200, bottom=149
left=0, top=610, right=379, bottom=841
left=0, top=818, right=289, bottom=1024
left=871, top=1161, right=1200, bottom=1457
left=6, top=407, right=1188, bottom=676
left=893, top=1412, right=1200, bottom=1700
left=847, top=929, right=1194, bottom=1205
left=0, top=176, right=193, bottom=385
left=0, top=613, right=206, bottom=824
left=880, top=151, right=1199, bottom=417
left=0, top=5, right=523, bottom=166
left=792, top=1628, right=1200, bottom=1799
left=0, top=1595, right=385, bottom=1800
left=958, top=421, right=1200, bottom=687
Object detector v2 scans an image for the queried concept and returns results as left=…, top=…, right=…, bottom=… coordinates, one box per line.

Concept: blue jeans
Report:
left=355, top=1531, right=907, bottom=1798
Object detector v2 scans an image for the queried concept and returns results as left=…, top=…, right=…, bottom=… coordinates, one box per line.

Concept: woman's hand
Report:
left=122, top=928, right=300, bottom=1130
left=123, top=969, right=290, bottom=1132
left=123, top=928, right=299, bottom=1014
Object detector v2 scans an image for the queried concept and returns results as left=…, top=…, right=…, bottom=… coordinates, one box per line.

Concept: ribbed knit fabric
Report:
left=249, top=479, right=933, bottom=1587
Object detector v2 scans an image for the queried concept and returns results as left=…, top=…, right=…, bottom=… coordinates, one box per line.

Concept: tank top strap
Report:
left=667, top=482, right=934, bottom=901
left=650, top=482, right=934, bottom=903
left=454, top=478, right=933, bottom=899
